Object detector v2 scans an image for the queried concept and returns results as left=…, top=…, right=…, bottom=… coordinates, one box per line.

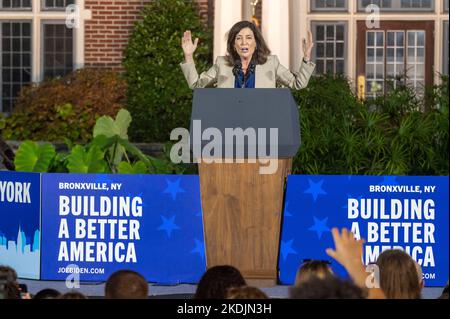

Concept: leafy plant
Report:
left=12, top=108, right=191, bottom=175
left=93, top=109, right=132, bottom=168
left=123, top=0, right=213, bottom=142
left=9, top=70, right=447, bottom=176
left=14, top=141, right=56, bottom=172
left=66, top=145, right=108, bottom=173
left=292, top=74, right=449, bottom=176
left=1, top=68, right=127, bottom=144
left=117, top=161, right=148, bottom=174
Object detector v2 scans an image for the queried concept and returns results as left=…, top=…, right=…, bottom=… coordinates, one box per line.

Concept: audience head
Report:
left=0, top=265, right=20, bottom=299
left=376, top=249, right=422, bottom=299
left=438, top=282, right=449, bottom=299
left=33, top=288, right=62, bottom=299
left=290, top=276, right=366, bottom=299
left=0, top=265, right=18, bottom=282
left=105, top=270, right=148, bottom=299
left=58, top=291, right=88, bottom=299
left=194, top=265, right=246, bottom=299
left=295, top=259, right=334, bottom=286
left=0, top=277, right=20, bottom=299
left=226, top=286, right=269, bottom=299
left=414, top=261, right=424, bottom=289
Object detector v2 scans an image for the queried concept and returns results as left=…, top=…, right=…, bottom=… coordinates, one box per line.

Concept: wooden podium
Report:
left=191, top=89, right=300, bottom=287
left=199, top=159, right=292, bottom=286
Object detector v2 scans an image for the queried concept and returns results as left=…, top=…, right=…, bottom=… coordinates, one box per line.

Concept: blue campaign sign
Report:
left=0, top=171, right=41, bottom=279
left=279, top=175, right=449, bottom=287
left=41, top=173, right=205, bottom=283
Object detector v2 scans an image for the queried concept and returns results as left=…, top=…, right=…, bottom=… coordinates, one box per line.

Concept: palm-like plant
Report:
left=292, top=74, right=449, bottom=176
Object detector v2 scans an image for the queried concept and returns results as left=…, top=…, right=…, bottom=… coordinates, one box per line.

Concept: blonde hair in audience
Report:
left=295, top=260, right=334, bottom=286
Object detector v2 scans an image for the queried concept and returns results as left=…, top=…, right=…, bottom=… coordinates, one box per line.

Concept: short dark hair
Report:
left=439, top=282, right=449, bottom=299
left=105, top=270, right=148, bottom=299
left=194, top=265, right=246, bottom=299
left=226, top=20, right=271, bottom=66
left=33, top=288, right=62, bottom=299
left=289, top=276, right=367, bottom=299
left=59, top=291, right=88, bottom=299
left=0, top=276, right=20, bottom=299
left=0, top=266, right=20, bottom=299
left=0, top=265, right=18, bottom=282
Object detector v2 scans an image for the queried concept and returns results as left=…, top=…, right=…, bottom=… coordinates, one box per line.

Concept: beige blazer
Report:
left=180, top=55, right=316, bottom=89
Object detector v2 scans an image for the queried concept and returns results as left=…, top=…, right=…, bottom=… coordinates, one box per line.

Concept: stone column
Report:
left=214, top=0, right=243, bottom=60
left=262, top=0, right=290, bottom=67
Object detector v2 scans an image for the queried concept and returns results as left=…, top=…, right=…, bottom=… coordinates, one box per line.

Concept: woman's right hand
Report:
left=182, top=30, right=198, bottom=62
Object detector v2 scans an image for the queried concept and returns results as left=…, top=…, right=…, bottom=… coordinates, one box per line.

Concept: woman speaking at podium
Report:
left=180, top=20, right=315, bottom=89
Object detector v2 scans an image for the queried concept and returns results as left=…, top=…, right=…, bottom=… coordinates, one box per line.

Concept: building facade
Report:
left=297, top=0, right=449, bottom=98
left=1, top=0, right=448, bottom=113
left=0, top=0, right=212, bottom=113
left=214, top=0, right=448, bottom=98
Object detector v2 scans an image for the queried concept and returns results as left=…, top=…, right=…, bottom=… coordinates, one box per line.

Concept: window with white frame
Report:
left=445, top=0, right=449, bottom=12
left=42, top=0, right=74, bottom=10
left=358, top=0, right=435, bottom=11
left=311, top=0, right=348, bottom=11
left=312, top=22, right=347, bottom=75
left=0, top=0, right=31, bottom=10
left=1, top=21, right=32, bottom=113
left=406, top=30, right=426, bottom=94
left=386, top=30, right=405, bottom=91
left=0, top=0, right=75, bottom=113
left=43, top=22, right=73, bottom=78
left=365, top=29, right=427, bottom=98
left=444, top=21, right=449, bottom=75
left=366, top=31, right=385, bottom=97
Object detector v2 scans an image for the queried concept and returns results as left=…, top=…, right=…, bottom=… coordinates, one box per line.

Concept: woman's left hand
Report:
left=302, top=30, right=314, bottom=62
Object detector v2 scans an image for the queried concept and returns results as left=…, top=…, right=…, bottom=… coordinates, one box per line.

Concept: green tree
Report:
left=124, top=0, right=212, bottom=142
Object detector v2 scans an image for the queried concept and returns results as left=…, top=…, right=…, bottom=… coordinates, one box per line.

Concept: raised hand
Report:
left=326, top=227, right=386, bottom=299
left=302, top=30, right=314, bottom=62
left=181, top=30, right=198, bottom=62
left=326, top=228, right=364, bottom=271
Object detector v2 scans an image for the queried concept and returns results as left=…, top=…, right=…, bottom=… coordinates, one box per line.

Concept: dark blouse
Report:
left=234, top=67, right=256, bottom=88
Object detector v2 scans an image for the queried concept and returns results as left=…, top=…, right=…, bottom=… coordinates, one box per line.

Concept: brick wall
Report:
left=84, top=0, right=212, bottom=69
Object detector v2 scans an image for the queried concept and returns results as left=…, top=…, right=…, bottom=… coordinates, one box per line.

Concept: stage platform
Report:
left=19, top=279, right=445, bottom=299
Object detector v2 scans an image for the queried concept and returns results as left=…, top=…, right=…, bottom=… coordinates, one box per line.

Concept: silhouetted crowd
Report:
left=0, top=228, right=448, bottom=299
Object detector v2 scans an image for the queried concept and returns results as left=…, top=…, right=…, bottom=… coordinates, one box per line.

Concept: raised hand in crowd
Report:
left=326, top=227, right=385, bottom=299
